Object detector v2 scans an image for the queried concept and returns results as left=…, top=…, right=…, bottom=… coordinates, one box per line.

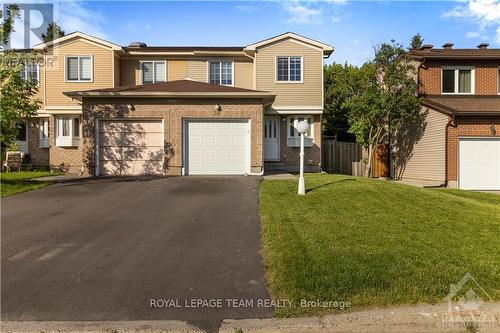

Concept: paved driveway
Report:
left=1, top=176, right=272, bottom=331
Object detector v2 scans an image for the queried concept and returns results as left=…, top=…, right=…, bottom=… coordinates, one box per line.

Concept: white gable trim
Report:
left=34, top=32, right=122, bottom=51
left=246, top=32, right=333, bottom=53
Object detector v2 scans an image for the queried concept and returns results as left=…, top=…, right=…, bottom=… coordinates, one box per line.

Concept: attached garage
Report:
left=459, top=138, right=500, bottom=190
left=98, top=120, right=164, bottom=176
left=185, top=119, right=250, bottom=175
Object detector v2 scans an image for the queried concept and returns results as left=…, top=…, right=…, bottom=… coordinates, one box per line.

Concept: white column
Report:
left=298, top=132, right=305, bottom=195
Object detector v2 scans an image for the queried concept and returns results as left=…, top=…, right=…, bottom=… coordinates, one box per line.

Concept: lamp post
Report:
left=296, top=120, right=310, bottom=195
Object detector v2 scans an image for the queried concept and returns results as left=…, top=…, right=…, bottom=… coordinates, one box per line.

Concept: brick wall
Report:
left=446, top=115, right=500, bottom=183
left=419, top=59, right=499, bottom=95
left=48, top=115, right=84, bottom=174
left=27, top=119, right=49, bottom=167
left=278, top=114, right=321, bottom=170
left=81, top=98, right=265, bottom=176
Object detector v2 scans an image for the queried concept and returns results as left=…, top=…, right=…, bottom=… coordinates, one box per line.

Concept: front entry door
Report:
left=264, top=116, right=280, bottom=161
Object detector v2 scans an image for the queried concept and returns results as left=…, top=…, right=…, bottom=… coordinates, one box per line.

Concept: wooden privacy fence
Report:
left=322, top=139, right=389, bottom=177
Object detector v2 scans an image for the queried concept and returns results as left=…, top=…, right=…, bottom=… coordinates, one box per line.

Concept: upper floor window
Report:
left=66, top=56, right=92, bottom=82
left=209, top=61, right=233, bottom=85
left=141, top=61, right=166, bottom=84
left=20, top=61, right=39, bottom=84
left=442, top=67, right=474, bottom=94
left=276, top=56, right=302, bottom=83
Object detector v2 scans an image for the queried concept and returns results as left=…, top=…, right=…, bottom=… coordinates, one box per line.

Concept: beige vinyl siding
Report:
left=187, top=59, right=208, bottom=82
left=168, top=60, right=188, bottom=81
left=113, top=53, right=120, bottom=87
left=255, top=39, right=323, bottom=107
left=234, top=60, right=253, bottom=89
left=120, top=58, right=141, bottom=86
left=45, top=39, right=114, bottom=106
left=392, top=107, right=448, bottom=182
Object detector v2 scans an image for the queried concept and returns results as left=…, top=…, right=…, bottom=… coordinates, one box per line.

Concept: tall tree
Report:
left=0, top=5, right=41, bottom=151
left=0, top=4, right=20, bottom=48
left=409, top=33, right=423, bottom=50
left=41, top=22, right=65, bottom=42
left=346, top=40, right=422, bottom=177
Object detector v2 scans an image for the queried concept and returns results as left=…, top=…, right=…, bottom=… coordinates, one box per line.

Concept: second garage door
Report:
left=99, top=120, right=164, bottom=176
left=459, top=138, right=500, bottom=190
left=185, top=119, right=250, bottom=175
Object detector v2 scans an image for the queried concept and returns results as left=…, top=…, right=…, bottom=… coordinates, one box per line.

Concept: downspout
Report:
left=444, top=113, right=456, bottom=188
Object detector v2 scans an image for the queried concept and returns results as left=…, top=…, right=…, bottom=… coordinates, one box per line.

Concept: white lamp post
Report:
left=296, top=120, right=310, bottom=195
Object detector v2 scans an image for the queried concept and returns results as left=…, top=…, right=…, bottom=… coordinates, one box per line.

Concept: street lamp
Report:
left=296, top=120, right=310, bottom=195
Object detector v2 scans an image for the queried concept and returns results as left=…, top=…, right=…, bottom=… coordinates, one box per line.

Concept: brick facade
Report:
left=81, top=98, right=265, bottom=176
left=277, top=114, right=321, bottom=171
left=27, top=119, right=50, bottom=167
left=446, top=115, right=500, bottom=186
left=419, top=59, right=499, bottom=95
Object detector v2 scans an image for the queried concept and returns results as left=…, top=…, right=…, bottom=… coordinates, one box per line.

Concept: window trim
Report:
left=56, top=116, right=81, bottom=138
left=65, top=55, right=94, bottom=82
left=441, top=66, right=475, bottom=95
left=140, top=60, right=167, bottom=84
left=20, top=61, right=40, bottom=86
left=286, top=116, right=314, bottom=147
left=275, top=55, right=303, bottom=84
left=207, top=59, right=234, bottom=86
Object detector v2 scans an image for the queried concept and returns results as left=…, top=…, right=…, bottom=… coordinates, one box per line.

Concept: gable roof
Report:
left=33, top=31, right=123, bottom=51
left=245, top=32, right=334, bottom=56
left=64, top=79, right=276, bottom=100
left=423, top=95, right=500, bottom=115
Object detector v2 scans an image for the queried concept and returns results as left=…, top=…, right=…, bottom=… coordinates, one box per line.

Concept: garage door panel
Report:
left=459, top=138, right=500, bottom=190
left=186, top=119, right=249, bottom=175
left=99, top=120, right=163, bottom=176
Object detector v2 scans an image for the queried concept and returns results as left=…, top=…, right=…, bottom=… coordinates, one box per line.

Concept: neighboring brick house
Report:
left=13, top=32, right=333, bottom=175
left=391, top=43, right=500, bottom=190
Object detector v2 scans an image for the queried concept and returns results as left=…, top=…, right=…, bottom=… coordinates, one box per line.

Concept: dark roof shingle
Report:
left=423, top=95, right=500, bottom=114
left=411, top=48, right=500, bottom=59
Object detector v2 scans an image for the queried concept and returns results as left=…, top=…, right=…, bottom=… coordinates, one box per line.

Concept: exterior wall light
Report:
left=215, top=104, right=222, bottom=112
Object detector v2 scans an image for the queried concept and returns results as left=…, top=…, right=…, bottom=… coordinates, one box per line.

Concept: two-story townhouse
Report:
left=16, top=32, right=333, bottom=176
left=391, top=43, right=500, bottom=190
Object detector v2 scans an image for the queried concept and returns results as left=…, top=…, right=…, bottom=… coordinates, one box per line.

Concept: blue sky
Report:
left=10, top=1, right=500, bottom=65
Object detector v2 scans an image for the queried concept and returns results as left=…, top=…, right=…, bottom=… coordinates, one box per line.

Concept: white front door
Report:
left=459, top=138, right=500, bottom=190
left=185, top=119, right=250, bottom=175
left=264, top=116, right=280, bottom=161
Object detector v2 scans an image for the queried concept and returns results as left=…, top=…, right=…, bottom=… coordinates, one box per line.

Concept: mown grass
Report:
left=1, top=171, right=56, bottom=197
left=260, top=174, right=500, bottom=316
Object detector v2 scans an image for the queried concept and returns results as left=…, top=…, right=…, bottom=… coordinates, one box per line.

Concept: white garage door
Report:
left=459, top=138, right=500, bottom=190
left=185, top=120, right=250, bottom=175
left=98, top=120, right=164, bottom=176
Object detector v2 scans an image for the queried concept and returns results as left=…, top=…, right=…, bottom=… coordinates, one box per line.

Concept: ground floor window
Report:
left=287, top=116, right=313, bottom=147
left=39, top=118, right=49, bottom=148
left=56, top=116, right=81, bottom=147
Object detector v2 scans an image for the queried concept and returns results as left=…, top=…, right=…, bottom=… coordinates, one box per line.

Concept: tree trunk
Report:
left=365, top=144, right=373, bottom=178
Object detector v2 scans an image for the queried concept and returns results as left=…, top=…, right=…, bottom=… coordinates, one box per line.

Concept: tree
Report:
left=41, top=22, right=65, bottom=42
left=409, top=33, right=423, bottom=50
left=346, top=40, right=422, bottom=177
left=0, top=6, right=41, bottom=151
left=0, top=4, right=20, bottom=48
left=323, top=63, right=358, bottom=141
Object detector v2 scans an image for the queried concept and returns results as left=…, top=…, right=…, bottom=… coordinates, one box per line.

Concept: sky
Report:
left=8, top=0, right=500, bottom=65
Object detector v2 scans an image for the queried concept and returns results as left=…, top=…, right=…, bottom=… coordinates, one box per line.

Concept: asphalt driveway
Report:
left=1, top=176, right=272, bottom=331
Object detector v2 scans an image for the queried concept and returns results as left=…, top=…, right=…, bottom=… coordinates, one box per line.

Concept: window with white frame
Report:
left=56, top=117, right=81, bottom=147
left=276, top=56, right=302, bottom=82
left=141, top=61, right=166, bottom=84
left=39, top=118, right=49, bottom=148
left=20, top=61, right=39, bottom=84
left=209, top=60, right=233, bottom=85
left=66, top=56, right=92, bottom=82
left=287, top=116, right=313, bottom=147
left=442, top=67, right=474, bottom=94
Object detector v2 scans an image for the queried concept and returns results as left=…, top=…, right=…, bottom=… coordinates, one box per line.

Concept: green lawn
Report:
left=260, top=174, right=500, bottom=316
left=1, top=171, right=56, bottom=197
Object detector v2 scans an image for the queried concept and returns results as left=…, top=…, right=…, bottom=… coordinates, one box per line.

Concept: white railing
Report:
left=56, top=137, right=80, bottom=147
